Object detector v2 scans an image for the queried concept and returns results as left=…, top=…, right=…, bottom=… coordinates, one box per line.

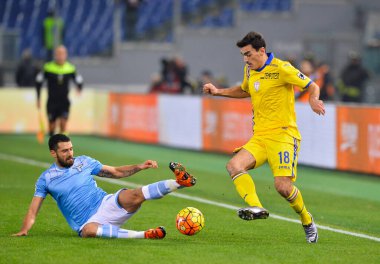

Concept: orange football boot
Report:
left=169, top=162, right=196, bottom=187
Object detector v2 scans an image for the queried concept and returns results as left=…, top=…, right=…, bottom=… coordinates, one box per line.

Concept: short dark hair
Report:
left=236, top=32, right=266, bottom=50
left=48, top=134, right=71, bottom=151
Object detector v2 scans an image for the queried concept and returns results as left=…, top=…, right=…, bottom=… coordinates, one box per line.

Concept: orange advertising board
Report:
left=202, top=97, right=253, bottom=153
left=108, top=93, right=158, bottom=143
left=337, top=106, right=380, bottom=175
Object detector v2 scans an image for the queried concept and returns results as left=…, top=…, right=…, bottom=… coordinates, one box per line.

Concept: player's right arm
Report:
left=12, top=196, right=44, bottom=236
left=97, top=160, right=158, bottom=179
left=203, top=83, right=250, bottom=98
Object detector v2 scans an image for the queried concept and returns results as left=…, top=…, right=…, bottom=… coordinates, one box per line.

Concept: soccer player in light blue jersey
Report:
left=13, top=134, right=196, bottom=239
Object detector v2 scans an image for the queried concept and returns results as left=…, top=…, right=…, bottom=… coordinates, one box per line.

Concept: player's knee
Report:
left=118, top=189, right=144, bottom=211
left=274, top=178, right=292, bottom=198
left=81, top=223, right=98, bottom=238
left=129, top=189, right=144, bottom=205
left=226, top=161, right=242, bottom=177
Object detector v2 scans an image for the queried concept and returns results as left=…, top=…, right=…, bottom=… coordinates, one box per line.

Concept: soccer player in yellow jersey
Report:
left=203, top=32, right=325, bottom=243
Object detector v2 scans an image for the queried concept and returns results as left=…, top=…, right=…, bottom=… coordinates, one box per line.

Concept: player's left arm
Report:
left=280, top=62, right=325, bottom=115
left=308, top=82, right=325, bottom=115
left=96, top=160, right=158, bottom=179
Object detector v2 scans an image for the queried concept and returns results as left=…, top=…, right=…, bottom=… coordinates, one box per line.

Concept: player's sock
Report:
left=96, top=224, right=144, bottom=239
left=232, top=172, right=263, bottom=207
left=141, top=180, right=180, bottom=200
left=287, top=186, right=312, bottom=225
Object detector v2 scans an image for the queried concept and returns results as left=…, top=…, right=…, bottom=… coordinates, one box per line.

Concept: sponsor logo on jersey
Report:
left=263, top=73, right=279, bottom=79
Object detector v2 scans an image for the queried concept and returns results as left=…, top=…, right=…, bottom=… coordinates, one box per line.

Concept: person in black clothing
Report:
left=36, top=45, right=83, bottom=136
left=339, top=52, right=370, bottom=103
left=15, top=49, right=39, bottom=87
left=125, top=0, right=140, bottom=41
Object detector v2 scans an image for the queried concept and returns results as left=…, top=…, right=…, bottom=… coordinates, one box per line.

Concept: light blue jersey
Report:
left=34, top=155, right=107, bottom=232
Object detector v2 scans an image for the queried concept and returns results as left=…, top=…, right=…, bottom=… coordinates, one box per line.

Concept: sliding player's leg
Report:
left=80, top=162, right=196, bottom=239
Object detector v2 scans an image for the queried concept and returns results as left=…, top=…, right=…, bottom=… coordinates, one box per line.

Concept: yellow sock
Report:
left=233, top=172, right=263, bottom=207
left=287, top=186, right=312, bottom=225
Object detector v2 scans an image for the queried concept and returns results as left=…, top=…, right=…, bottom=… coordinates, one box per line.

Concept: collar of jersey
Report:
left=255, top=52, right=274, bottom=72
left=54, top=162, right=70, bottom=171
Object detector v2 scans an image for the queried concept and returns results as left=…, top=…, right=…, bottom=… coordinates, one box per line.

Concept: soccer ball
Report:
left=176, top=207, right=205, bottom=236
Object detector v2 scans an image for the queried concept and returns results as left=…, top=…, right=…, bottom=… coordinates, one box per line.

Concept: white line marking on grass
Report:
left=1, top=152, right=379, bottom=242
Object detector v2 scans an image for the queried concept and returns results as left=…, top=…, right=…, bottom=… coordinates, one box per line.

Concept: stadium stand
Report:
left=239, top=0, right=292, bottom=12
left=0, top=0, right=293, bottom=58
left=0, top=0, right=114, bottom=58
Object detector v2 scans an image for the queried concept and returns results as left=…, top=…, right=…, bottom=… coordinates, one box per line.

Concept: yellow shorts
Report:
left=234, top=132, right=300, bottom=180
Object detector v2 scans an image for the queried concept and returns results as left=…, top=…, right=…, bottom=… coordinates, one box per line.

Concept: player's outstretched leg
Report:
left=169, top=162, right=197, bottom=187
left=90, top=224, right=166, bottom=239
left=144, top=226, right=166, bottom=239
left=141, top=162, right=195, bottom=200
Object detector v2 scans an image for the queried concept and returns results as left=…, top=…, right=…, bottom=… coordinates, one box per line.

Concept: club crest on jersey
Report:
left=73, top=164, right=83, bottom=172
left=254, top=81, right=260, bottom=92
left=297, top=72, right=306, bottom=80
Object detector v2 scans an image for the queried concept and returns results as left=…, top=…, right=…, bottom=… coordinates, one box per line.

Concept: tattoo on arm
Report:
left=122, top=167, right=140, bottom=177
left=97, top=169, right=115, bottom=178
left=97, top=166, right=141, bottom=179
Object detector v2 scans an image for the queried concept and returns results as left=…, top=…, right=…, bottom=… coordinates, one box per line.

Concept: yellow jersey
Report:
left=241, top=53, right=311, bottom=140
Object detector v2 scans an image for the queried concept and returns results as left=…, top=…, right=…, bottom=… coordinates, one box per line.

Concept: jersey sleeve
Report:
left=240, top=65, right=250, bottom=94
left=281, top=62, right=312, bottom=91
left=83, top=156, right=103, bottom=175
left=34, top=175, right=48, bottom=198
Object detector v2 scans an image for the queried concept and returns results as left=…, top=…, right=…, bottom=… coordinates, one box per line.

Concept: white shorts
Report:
left=80, top=189, right=138, bottom=231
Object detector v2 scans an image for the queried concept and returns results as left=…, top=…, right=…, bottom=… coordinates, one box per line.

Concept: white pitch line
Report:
left=1, top=152, right=379, bottom=242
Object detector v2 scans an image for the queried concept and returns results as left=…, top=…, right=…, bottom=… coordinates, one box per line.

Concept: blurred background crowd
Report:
left=0, top=0, right=379, bottom=103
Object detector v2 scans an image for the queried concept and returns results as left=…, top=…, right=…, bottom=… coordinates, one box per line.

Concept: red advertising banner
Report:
left=202, top=97, right=253, bottom=153
left=337, top=106, right=380, bottom=175
left=108, top=93, right=158, bottom=143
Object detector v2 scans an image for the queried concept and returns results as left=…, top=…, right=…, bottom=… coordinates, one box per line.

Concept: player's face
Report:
left=240, top=45, right=266, bottom=70
left=55, top=47, right=67, bottom=65
left=51, top=141, right=74, bottom=168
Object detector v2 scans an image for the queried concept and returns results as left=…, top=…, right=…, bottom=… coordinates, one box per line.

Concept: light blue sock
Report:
left=96, top=224, right=144, bottom=239
left=141, top=180, right=180, bottom=200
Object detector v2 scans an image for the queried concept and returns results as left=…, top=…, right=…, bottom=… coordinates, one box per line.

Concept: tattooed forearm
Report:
left=97, top=166, right=141, bottom=179
left=97, top=169, right=116, bottom=178
left=122, top=167, right=140, bottom=177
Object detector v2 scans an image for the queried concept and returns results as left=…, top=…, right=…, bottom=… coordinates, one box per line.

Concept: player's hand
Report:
left=12, top=230, right=28, bottom=237
left=309, top=97, right=325, bottom=115
left=203, top=83, right=219, bottom=96
left=139, top=160, right=158, bottom=170
left=36, top=100, right=40, bottom=109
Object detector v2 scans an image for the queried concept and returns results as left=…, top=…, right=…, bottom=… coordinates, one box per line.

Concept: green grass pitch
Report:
left=0, top=134, right=379, bottom=264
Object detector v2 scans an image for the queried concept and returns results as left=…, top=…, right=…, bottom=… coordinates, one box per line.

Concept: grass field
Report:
left=0, top=134, right=379, bottom=264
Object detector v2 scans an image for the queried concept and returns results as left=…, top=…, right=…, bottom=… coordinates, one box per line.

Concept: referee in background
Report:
left=36, top=45, right=83, bottom=137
